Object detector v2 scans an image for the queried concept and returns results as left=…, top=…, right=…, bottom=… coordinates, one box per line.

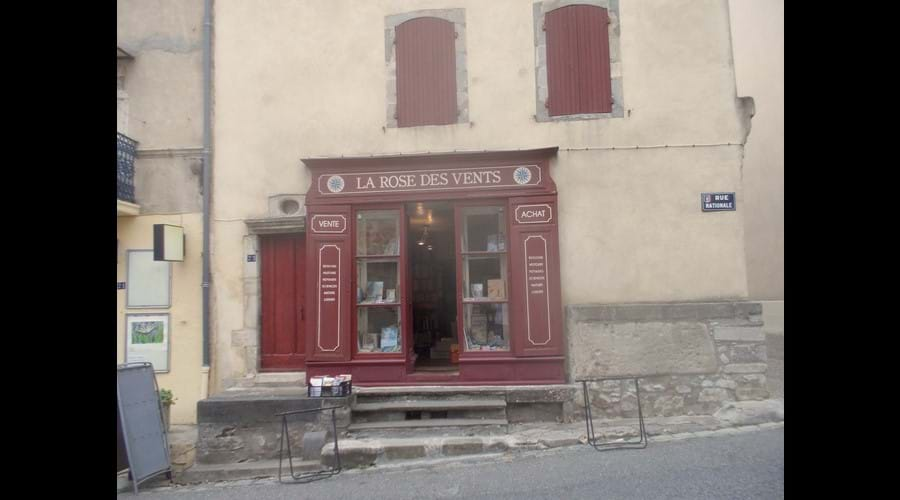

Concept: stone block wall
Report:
left=196, top=394, right=353, bottom=464
left=566, top=302, right=768, bottom=418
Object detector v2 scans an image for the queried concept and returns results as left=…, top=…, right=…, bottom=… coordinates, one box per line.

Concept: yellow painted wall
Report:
left=117, top=213, right=203, bottom=424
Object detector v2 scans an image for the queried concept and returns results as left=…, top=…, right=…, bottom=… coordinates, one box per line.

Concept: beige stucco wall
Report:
left=211, top=0, right=752, bottom=388
left=728, top=0, right=784, bottom=300
left=117, top=214, right=204, bottom=424
left=117, top=0, right=203, bottom=149
left=555, top=146, right=747, bottom=305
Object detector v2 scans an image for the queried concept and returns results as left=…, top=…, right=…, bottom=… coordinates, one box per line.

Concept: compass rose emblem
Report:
left=326, top=175, right=345, bottom=193
left=513, top=167, right=532, bottom=185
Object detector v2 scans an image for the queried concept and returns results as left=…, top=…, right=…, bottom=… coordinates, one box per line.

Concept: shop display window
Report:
left=356, top=209, right=402, bottom=353
left=460, top=206, right=509, bottom=351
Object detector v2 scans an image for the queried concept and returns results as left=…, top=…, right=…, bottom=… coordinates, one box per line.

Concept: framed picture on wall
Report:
left=125, top=313, right=170, bottom=372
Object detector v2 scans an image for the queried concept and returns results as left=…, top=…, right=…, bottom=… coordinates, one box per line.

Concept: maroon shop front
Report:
left=302, top=147, right=564, bottom=385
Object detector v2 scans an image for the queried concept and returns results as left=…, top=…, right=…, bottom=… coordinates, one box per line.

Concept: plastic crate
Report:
left=308, top=380, right=352, bottom=398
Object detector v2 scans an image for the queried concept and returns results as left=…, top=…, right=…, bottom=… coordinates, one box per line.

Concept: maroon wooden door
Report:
left=260, top=233, right=306, bottom=371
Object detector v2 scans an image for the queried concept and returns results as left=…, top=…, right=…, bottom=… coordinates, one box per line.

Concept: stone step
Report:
left=348, top=418, right=508, bottom=432
left=351, top=398, right=508, bottom=424
left=352, top=398, right=506, bottom=413
left=353, top=384, right=575, bottom=398
left=251, top=371, right=306, bottom=387
left=321, top=436, right=514, bottom=469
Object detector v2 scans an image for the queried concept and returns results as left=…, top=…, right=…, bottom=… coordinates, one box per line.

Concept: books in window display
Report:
left=365, top=281, right=384, bottom=303
left=468, top=311, right=488, bottom=346
left=380, top=325, right=400, bottom=352
left=362, top=333, right=379, bottom=351
left=487, top=279, right=505, bottom=299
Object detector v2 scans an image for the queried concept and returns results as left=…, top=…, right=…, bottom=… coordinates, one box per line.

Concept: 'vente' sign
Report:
left=311, top=215, right=347, bottom=233
left=317, top=165, right=542, bottom=196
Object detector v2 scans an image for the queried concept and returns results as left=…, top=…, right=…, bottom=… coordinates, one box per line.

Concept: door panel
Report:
left=261, top=233, right=306, bottom=371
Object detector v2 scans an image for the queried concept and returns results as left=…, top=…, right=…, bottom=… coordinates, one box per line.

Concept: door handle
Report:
left=299, top=304, right=304, bottom=321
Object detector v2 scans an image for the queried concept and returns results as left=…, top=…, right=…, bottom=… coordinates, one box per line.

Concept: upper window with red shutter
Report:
left=386, top=10, right=468, bottom=128
left=534, top=1, right=623, bottom=121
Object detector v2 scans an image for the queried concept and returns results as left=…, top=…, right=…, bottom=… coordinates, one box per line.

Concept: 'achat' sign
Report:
left=515, top=204, right=553, bottom=224
left=701, top=192, right=736, bottom=212
left=318, top=165, right=541, bottom=196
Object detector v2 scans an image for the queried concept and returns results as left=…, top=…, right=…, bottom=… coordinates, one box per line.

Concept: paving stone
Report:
left=736, top=387, right=770, bottom=401
left=321, top=442, right=378, bottom=468
left=441, top=438, right=484, bottom=456
left=698, top=388, right=730, bottom=403
left=722, top=363, right=768, bottom=374
left=713, top=326, right=765, bottom=342
left=383, top=443, right=427, bottom=460
left=484, top=439, right=510, bottom=453
left=714, top=400, right=783, bottom=427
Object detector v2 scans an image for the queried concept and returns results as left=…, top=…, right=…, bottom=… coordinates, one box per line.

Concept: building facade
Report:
left=116, top=0, right=206, bottom=425
left=209, top=0, right=761, bottom=405
left=117, top=0, right=774, bottom=427
left=728, top=0, right=784, bottom=334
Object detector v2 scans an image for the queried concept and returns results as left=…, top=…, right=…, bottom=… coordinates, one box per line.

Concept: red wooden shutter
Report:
left=545, top=5, right=612, bottom=116
left=396, top=17, right=457, bottom=127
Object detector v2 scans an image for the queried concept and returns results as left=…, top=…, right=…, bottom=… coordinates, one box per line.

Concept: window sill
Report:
left=534, top=110, right=624, bottom=123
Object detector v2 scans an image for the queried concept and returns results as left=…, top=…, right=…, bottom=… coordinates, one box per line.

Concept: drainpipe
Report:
left=201, top=0, right=212, bottom=389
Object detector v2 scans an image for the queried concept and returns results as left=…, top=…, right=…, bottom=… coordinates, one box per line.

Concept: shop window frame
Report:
left=350, top=204, right=408, bottom=359
left=454, top=201, right=514, bottom=356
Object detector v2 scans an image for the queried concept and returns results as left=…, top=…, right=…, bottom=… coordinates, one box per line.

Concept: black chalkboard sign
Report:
left=116, top=363, right=172, bottom=493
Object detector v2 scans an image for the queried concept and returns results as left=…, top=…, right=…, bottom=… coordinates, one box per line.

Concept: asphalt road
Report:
left=123, top=427, right=783, bottom=499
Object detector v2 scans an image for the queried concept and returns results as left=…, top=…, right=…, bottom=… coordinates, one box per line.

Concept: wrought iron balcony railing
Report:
left=117, top=132, right=138, bottom=203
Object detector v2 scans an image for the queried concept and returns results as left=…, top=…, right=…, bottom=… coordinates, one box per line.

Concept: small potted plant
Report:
left=159, top=389, right=176, bottom=430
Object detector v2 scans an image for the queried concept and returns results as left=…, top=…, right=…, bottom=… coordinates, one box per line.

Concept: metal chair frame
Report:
left=276, top=406, right=343, bottom=483
left=579, top=376, right=648, bottom=451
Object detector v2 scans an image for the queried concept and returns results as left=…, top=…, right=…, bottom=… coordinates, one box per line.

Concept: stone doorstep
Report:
left=352, top=398, right=508, bottom=412
left=354, top=384, right=576, bottom=399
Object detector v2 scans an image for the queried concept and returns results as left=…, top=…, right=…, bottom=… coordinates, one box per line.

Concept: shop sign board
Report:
left=524, top=235, right=552, bottom=346
left=515, top=204, right=553, bottom=224
left=316, top=244, right=342, bottom=352
left=311, top=214, right=347, bottom=233
left=317, top=164, right=542, bottom=196
left=701, top=192, right=736, bottom=212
